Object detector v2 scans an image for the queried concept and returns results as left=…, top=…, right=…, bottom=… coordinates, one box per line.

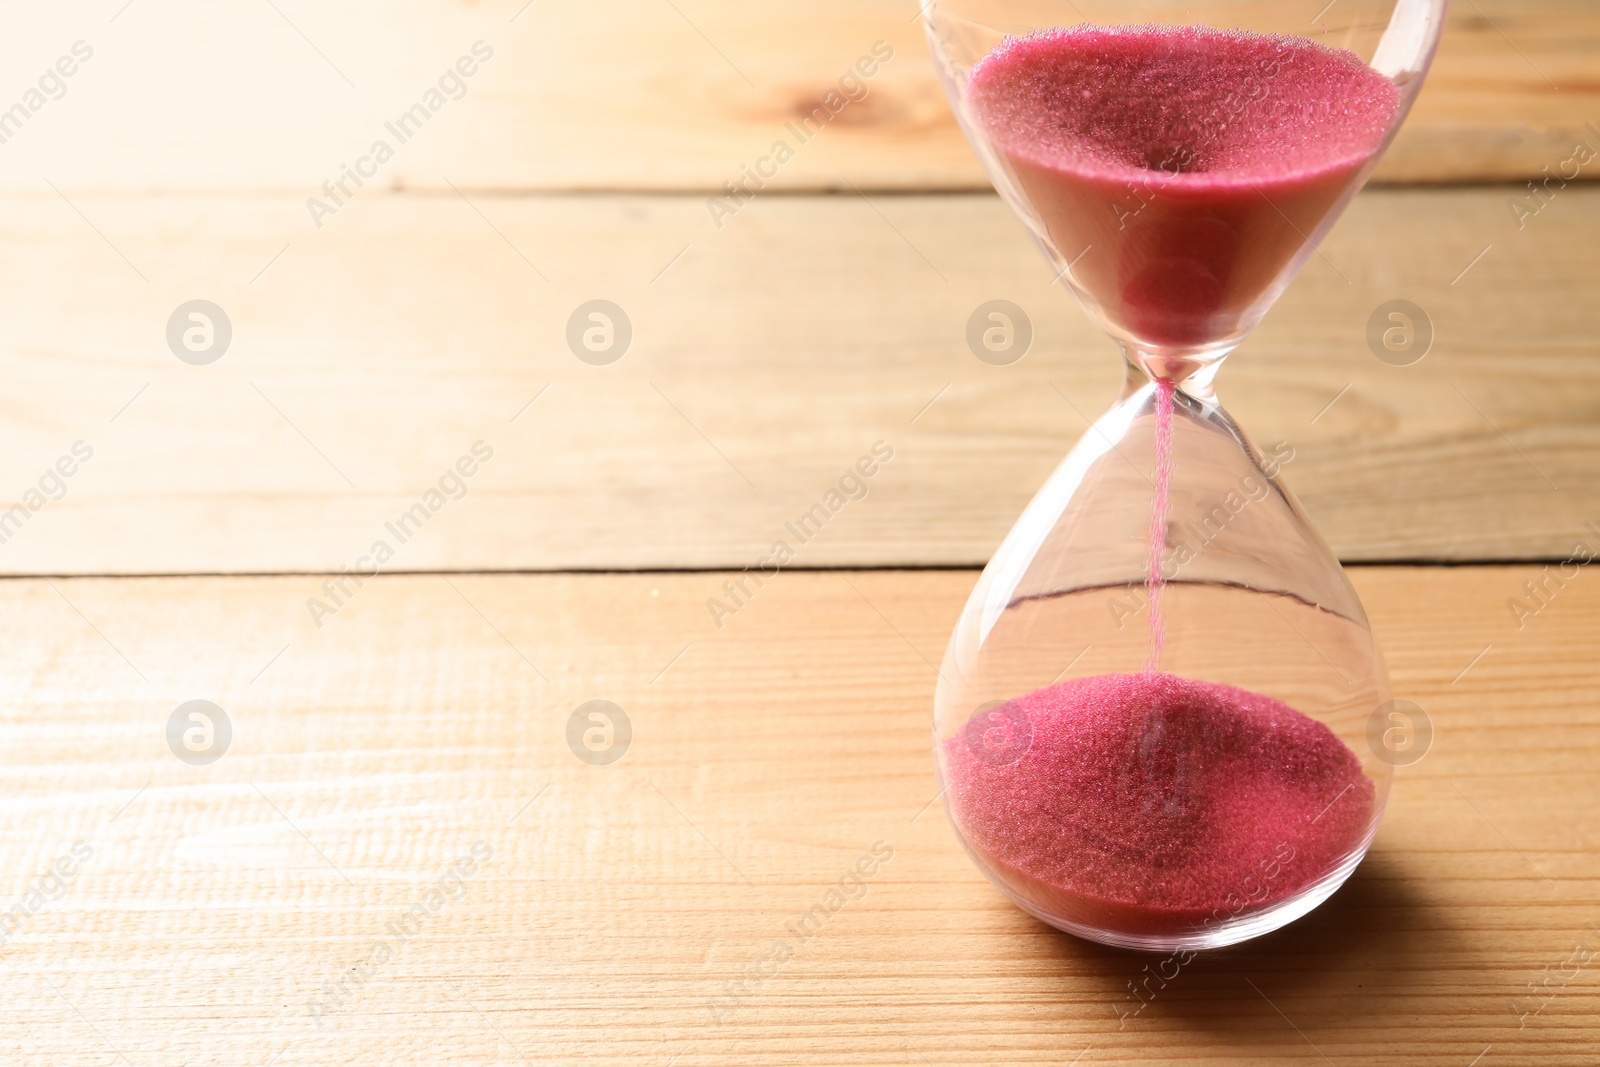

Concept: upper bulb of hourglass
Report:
left=924, top=0, right=1446, bottom=950
left=926, top=0, right=1446, bottom=377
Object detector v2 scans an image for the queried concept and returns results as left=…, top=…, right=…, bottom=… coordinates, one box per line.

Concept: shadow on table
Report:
left=1032, top=848, right=1453, bottom=1037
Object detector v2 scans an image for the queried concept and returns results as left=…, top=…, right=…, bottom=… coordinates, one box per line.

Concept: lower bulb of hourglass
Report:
left=934, top=374, right=1391, bottom=951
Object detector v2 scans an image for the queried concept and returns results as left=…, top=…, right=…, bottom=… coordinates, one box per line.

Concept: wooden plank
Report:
left=0, top=185, right=1594, bottom=573
left=0, top=1, right=1593, bottom=193
left=0, top=567, right=1595, bottom=1064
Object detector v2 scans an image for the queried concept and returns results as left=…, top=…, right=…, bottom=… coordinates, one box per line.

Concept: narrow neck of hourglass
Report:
left=1121, top=343, right=1235, bottom=401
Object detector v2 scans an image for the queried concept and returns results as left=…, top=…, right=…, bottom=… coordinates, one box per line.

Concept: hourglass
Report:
left=927, top=1, right=1446, bottom=949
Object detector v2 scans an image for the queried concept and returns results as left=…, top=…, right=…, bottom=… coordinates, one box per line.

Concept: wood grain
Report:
left=0, top=185, right=1594, bottom=573
left=0, top=567, right=1595, bottom=1065
left=2, top=6, right=1591, bottom=1066
left=0, top=0, right=1593, bottom=193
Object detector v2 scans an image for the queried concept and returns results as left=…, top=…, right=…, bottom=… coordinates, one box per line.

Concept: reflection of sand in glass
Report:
left=925, top=3, right=1447, bottom=950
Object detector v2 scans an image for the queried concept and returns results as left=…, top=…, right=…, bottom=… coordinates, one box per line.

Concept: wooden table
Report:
left=2, top=3, right=1597, bottom=1065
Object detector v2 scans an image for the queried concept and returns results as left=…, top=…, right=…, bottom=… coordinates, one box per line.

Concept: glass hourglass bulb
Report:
left=926, top=0, right=1447, bottom=949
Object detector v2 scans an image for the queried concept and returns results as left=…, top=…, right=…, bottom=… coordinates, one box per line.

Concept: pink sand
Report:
left=967, top=25, right=1400, bottom=347
left=945, top=672, right=1373, bottom=936
left=1145, top=378, right=1176, bottom=671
